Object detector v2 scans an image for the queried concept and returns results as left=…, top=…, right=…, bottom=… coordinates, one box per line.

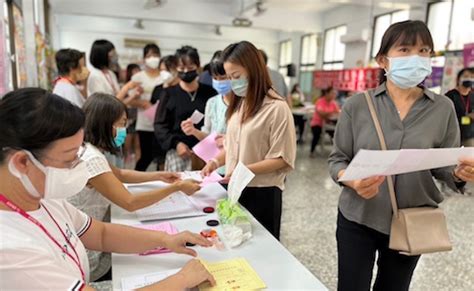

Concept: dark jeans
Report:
left=239, top=186, right=282, bottom=240
left=337, top=211, right=420, bottom=291
left=135, top=131, right=164, bottom=171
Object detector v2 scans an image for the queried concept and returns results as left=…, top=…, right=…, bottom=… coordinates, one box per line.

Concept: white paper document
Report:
left=135, top=192, right=205, bottom=221
left=121, top=269, right=180, bottom=290
left=190, top=110, right=204, bottom=124
left=339, top=147, right=474, bottom=182
left=228, top=162, right=255, bottom=204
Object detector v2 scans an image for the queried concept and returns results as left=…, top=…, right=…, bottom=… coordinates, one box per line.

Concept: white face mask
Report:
left=145, top=57, right=160, bottom=69
left=160, top=70, right=174, bottom=83
left=8, top=151, right=89, bottom=200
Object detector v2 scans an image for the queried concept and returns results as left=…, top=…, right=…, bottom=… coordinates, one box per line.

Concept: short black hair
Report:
left=159, top=55, right=178, bottom=71
left=83, top=93, right=127, bottom=154
left=175, top=45, right=200, bottom=67
left=209, top=50, right=225, bottom=76
left=90, top=39, right=115, bottom=69
left=456, top=67, right=474, bottom=83
left=259, top=49, right=268, bottom=65
left=55, top=49, right=84, bottom=76
left=143, top=43, right=161, bottom=58
left=0, top=88, right=85, bottom=164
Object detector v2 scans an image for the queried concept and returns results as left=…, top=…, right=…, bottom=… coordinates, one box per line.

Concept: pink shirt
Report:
left=311, top=97, right=340, bottom=127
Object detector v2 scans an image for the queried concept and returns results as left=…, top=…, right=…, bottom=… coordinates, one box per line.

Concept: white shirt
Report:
left=0, top=199, right=91, bottom=290
left=53, top=81, right=86, bottom=107
left=87, top=67, right=120, bottom=97
left=132, top=70, right=164, bottom=131
left=67, top=143, right=112, bottom=281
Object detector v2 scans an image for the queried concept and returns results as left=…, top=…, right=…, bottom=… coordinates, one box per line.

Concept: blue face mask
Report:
left=212, top=79, right=232, bottom=96
left=230, top=77, right=248, bottom=97
left=114, top=127, right=127, bottom=147
left=385, top=55, right=432, bottom=89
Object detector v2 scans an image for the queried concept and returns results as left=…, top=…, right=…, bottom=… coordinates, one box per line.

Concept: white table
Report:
left=111, top=181, right=328, bottom=290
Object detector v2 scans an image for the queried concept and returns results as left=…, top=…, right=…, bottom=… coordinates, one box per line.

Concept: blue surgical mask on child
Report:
left=385, top=55, right=432, bottom=89
left=212, top=79, right=232, bottom=95
left=230, top=77, right=248, bottom=97
left=114, top=127, right=127, bottom=147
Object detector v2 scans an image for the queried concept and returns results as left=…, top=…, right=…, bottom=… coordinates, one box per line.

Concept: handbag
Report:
left=364, top=91, right=452, bottom=256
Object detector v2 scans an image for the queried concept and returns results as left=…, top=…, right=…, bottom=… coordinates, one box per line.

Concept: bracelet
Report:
left=210, top=158, right=220, bottom=168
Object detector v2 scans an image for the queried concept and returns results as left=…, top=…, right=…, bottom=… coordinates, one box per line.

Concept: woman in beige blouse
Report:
left=202, top=41, right=296, bottom=240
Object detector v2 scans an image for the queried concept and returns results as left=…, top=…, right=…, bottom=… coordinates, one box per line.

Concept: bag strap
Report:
left=363, top=91, right=399, bottom=217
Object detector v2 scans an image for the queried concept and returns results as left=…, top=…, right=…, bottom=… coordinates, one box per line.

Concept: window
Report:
left=371, top=10, right=409, bottom=58
left=323, top=25, right=347, bottom=70
left=427, top=0, right=474, bottom=52
left=300, top=34, right=317, bottom=71
left=278, top=39, right=292, bottom=85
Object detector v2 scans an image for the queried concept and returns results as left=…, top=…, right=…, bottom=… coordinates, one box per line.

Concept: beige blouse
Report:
left=225, top=92, right=296, bottom=190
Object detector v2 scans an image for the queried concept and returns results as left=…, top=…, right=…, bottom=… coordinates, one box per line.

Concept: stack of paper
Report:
left=199, top=258, right=266, bottom=291
left=121, top=269, right=180, bottom=290
left=181, top=171, right=224, bottom=187
left=135, top=192, right=205, bottom=221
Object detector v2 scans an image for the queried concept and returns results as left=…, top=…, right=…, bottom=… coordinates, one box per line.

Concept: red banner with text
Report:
left=313, top=68, right=382, bottom=92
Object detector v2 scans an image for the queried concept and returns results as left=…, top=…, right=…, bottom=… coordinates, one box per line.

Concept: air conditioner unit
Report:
left=340, top=28, right=371, bottom=44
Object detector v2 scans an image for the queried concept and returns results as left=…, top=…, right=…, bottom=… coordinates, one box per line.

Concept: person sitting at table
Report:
left=68, top=92, right=201, bottom=281
left=288, top=83, right=307, bottom=144
left=0, top=88, right=215, bottom=290
left=310, top=87, right=340, bottom=157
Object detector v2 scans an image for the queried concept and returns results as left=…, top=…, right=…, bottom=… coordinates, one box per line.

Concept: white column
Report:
left=22, top=0, right=38, bottom=87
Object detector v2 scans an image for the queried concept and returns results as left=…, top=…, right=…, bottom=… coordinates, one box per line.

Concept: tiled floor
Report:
left=280, top=143, right=474, bottom=291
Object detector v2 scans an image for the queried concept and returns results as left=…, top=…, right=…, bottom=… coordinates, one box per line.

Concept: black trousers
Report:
left=135, top=131, right=164, bottom=171
left=310, top=126, right=322, bottom=153
left=293, top=114, right=306, bottom=141
left=239, top=186, right=282, bottom=240
left=337, top=211, right=420, bottom=291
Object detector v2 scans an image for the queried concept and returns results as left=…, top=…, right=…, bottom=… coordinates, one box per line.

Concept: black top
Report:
left=445, top=89, right=474, bottom=140
left=153, top=83, right=217, bottom=151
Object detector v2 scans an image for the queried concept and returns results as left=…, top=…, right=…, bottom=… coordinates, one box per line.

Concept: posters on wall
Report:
left=313, top=68, right=381, bottom=92
left=441, top=51, right=464, bottom=95
left=463, top=43, right=474, bottom=68
left=12, top=4, right=28, bottom=88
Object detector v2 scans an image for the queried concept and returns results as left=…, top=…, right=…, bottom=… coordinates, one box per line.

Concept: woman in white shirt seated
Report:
left=69, top=92, right=202, bottom=281
left=53, top=48, right=89, bottom=107
left=0, top=88, right=215, bottom=290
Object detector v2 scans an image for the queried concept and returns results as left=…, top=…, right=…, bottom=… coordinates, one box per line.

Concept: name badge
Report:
left=461, top=116, right=471, bottom=125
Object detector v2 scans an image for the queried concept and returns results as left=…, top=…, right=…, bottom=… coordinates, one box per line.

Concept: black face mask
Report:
left=461, top=80, right=473, bottom=88
left=178, top=70, right=198, bottom=83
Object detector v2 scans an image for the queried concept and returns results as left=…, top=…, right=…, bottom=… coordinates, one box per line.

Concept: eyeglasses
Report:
left=2, top=143, right=87, bottom=169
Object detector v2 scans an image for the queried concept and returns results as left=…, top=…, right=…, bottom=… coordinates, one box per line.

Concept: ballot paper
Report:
left=143, top=102, right=158, bottom=121
left=190, top=110, right=205, bottom=124
left=181, top=171, right=224, bottom=187
left=133, top=222, right=178, bottom=255
left=227, top=162, right=255, bottom=205
left=339, top=147, right=474, bottom=182
left=121, top=269, right=180, bottom=290
left=135, top=192, right=205, bottom=221
left=199, top=258, right=266, bottom=291
left=193, top=132, right=221, bottom=162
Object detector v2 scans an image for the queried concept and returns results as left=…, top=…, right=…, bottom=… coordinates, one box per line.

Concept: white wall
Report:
left=53, top=14, right=281, bottom=70
left=320, top=3, right=429, bottom=69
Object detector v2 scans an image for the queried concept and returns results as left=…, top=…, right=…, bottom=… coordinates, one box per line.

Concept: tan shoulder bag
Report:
left=364, top=91, right=452, bottom=256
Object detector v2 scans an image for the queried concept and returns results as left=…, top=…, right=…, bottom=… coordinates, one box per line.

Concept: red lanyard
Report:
left=0, top=194, right=85, bottom=281
left=53, top=76, right=75, bottom=86
left=460, top=95, right=470, bottom=115
left=103, top=71, right=118, bottom=94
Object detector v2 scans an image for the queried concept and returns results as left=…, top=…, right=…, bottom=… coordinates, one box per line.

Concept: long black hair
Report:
left=0, top=88, right=85, bottom=163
